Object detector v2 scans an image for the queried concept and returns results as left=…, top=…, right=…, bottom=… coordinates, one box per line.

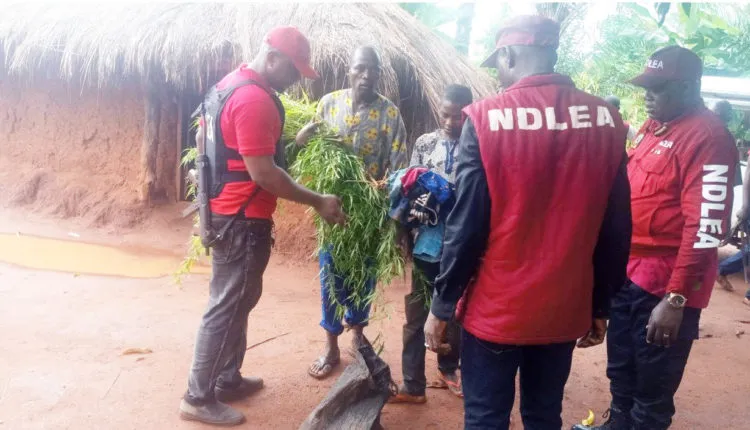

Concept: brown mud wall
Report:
left=0, top=79, right=178, bottom=228
left=0, top=77, right=316, bottom=258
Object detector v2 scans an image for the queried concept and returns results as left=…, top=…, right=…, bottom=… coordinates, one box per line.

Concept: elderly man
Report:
left=576, top=46, right=738, bottom=430
left=180, top=27, right=346, bottom=426
left=424, top=15, right=632, bottom=429
left=296, top=46, right=408, bottom=380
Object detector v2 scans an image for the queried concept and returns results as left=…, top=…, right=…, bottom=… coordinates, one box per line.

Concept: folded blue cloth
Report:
left=412, top=223, right=444, bottom=263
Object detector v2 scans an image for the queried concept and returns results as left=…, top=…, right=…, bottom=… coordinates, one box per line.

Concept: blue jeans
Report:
left=606, top=282, right=701, bottom=430
left=318, top=249, right=375, bottom=335
left=718, top=251, right=750, bottom=299
left=718, top=250, right=743, bottom=276
left=461, top=329, right=575, bottom=430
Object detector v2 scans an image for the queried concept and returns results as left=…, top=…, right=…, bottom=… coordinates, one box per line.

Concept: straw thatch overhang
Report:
left=0, top=3, right=496, bottom=202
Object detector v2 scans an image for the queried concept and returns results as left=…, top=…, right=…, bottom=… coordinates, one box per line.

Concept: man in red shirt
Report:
left=577, top=47, right=737, bottom=430
left=180, top=27, right=345, bottom=426
left=423, top=16, right=632, bottom=429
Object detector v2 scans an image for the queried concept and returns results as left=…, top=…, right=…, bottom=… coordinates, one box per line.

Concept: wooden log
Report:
left=139, top=88, right=162, bottom=203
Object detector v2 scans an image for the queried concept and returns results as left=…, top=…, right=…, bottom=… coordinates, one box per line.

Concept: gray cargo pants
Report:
left=184, top=216, right=272, bottom=405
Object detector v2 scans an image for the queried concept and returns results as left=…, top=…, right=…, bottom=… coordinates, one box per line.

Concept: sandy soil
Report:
left=0, top=206, right=749, bottom=430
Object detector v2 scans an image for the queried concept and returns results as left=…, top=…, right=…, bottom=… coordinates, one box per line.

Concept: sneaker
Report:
left=179, top=398, right=245, bottom=426
left=571, top=408, right=632, bottom=430
left=215, top=377, right=264, bottom=403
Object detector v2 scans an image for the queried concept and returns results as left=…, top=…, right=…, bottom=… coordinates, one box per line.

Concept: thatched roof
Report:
left=0, top=3, right=496, bottom=137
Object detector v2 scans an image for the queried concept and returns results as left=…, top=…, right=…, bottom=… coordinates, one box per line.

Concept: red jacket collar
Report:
left=503, top=73, right=575, bottom=93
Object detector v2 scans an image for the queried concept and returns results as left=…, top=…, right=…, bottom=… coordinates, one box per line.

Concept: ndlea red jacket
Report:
left=627, top=106, right=738, bottom=308
left=431, top=74, right=632, bottom=345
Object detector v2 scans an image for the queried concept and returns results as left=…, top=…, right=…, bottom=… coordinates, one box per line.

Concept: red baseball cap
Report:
left=265, top=26, right=319, bottom=80
left=481, top=15, right=560, bottom=68
left=629, top=46, right=702, bottom=89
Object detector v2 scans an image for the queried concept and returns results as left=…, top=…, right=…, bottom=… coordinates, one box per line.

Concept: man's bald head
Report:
left=604, top=95, right=621, bottom=110
left=495, top=45, right=557, bottom=88
left=349, top=46, right=382, bottom=101
left=351, top=46, right=381, bottom=67
left=712, top=100, right=733, bottom=124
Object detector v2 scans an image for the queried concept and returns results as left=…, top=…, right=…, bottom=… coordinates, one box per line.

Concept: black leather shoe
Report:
left=571, top=408, right=632, bottom=430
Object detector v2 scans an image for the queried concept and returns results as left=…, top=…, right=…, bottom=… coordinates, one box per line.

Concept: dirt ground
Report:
left=0, top=205, right=749, bottom=430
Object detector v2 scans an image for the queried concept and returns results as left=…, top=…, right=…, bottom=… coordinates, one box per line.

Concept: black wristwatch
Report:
left=666, top=293, right=687, bottom=309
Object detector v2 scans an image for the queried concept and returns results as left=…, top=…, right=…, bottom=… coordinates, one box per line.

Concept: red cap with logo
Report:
left=629, top=45, right=702, bottom=89
left=265, top=26, right=319, bottom=80
left=481, top=15, right=560, bottom=68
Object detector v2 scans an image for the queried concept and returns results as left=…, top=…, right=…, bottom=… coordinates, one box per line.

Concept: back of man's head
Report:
left=604, top=95, right=621, bottom=110
left=444, top=84, right=473, bottom=106
left=712, top=100, right=733, bottom=124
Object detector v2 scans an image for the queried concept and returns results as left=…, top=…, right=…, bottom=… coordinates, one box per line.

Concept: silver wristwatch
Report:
left=666, top=293, right=687, bottom=309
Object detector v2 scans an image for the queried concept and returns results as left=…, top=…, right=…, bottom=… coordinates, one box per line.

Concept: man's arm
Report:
left=243, top=156, right=321, bottom=207
left=389, top=115, right=408, bottom=171
left=243, top=156, right=345, bottom=225
left=591, top=152, right=632, bottom=318
left=409, top=135, right=425, bottom=167
left=430, top=119, right=491, bottom=321
left=666, top=133, right=737, bottom=296
left=647, top=131, right=736, bottom=347
left=739, top=151, right=750, bottom=223
left=295, top=96, right=327, bottom=147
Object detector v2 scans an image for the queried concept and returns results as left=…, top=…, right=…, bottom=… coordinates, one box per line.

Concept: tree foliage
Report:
left=562, top=2, right=750, bottom=128
left=399, top=2, right=475, bottom=55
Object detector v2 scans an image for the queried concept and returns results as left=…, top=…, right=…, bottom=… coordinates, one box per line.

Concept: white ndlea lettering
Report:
left=569, top=106, right=592, bottom=129
left=647, top=59, right=664, bottom=69
left=596, top=106, right=615, bottom=128
left=488, top=108, right=513, bottom=131
left=518, top=108, right=542, bottom=130
left=695, top=164, right=729, bottom=249
left=487, top=105, right=614, bottom=131
left=545, top=108, right=568, bottom=130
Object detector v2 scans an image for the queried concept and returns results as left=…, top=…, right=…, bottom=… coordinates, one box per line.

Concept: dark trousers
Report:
left=401, top=259, right=460, bottom=395
left=461, top=329, right=575, bottom=430
left=185, top=217, right=272, bottom=405
left=606, top=282, right=701, bottom=430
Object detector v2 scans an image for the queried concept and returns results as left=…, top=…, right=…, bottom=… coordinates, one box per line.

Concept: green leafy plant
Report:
left=292, top=133, right=404, bottom=320
left=174, top=142, right=204, bottom=285
left=280, top=93, right=316, bottom=167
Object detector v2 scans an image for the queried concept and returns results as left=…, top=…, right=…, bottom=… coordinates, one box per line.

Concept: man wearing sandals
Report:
left=389, top=85, right=473, bottom=404
left=424, top=16, right=632, bottom=429
left=296, top=46, right=408, bottom=380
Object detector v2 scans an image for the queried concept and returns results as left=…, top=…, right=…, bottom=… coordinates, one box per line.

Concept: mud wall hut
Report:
left=0, top=3, right=495, bottom=227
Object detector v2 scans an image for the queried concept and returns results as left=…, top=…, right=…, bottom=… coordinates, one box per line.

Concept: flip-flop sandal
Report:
left=308, top=356, right=340, bottom=380
left=426, top=379, right=448, bottom=389
left=439, top=373, right=463, bottom=398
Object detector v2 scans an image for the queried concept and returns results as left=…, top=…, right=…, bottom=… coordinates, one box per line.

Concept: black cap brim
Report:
left=629, top=73, right=669, bottom=89
left=480, top=48, right=499, bottom=69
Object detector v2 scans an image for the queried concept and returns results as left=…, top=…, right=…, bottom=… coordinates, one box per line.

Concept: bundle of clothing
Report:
left=387, top=167, right=455, bottom=263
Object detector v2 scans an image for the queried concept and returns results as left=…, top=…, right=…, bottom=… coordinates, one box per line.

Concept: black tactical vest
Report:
left=195, top=79, right=286, bottom=199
